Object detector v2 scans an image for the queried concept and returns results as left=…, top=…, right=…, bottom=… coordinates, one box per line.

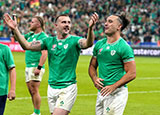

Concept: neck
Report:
left=34, top=28, right=43, bottom=34
left=106, top=32, right=121, bottom=44
left=57, top=33, right=69, bottom=39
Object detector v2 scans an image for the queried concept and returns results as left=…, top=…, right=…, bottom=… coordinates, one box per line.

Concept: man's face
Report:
left=29, top=18, right=40, bottom=31
left=104, top=15, right=121, bottom=36
left=55, top=16, right=71, bottom=36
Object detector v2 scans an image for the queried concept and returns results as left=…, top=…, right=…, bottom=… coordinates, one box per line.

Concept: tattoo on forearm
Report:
left=79, top=40, right=85, bottom=48
left=31, top=41, right=40, bottom=46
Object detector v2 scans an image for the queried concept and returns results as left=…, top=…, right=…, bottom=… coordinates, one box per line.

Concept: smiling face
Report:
left=55, top=16, right=71, bottom=37
left=104, top=15, right=122, bottom=36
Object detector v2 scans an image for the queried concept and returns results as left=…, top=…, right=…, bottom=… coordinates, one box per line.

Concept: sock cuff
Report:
left=34, top=108, right=40, bottom=114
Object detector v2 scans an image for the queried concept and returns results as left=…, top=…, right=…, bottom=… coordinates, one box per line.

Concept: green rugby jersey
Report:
left=0, top=44, right=15, bottom=96
left=41, top=35, right=83, bottom=89
left=93, top=37, right=134, bottom=86
left=24, top=32, right=48, bottom=68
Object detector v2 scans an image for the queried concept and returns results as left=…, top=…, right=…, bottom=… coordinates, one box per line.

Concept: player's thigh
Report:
left=96, top=92, right=104, bottom=115
left=47, top=85, right=58, bottom=113
left=103, top=87, right=128, bottom=115
left=47, top=84, right=77, bottom=113
left=55, top=84, right=77, bottom=112
left=53, top=108, right=69, bottom=115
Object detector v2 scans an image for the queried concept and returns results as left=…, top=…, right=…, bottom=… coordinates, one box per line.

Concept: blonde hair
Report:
left=35, top=16, right=45, bottom=31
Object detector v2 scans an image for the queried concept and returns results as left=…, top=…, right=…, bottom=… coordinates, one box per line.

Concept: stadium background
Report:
left=0, top=0, right=160, bottom=115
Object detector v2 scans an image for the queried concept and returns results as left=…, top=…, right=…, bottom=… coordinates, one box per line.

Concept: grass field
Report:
left=4, top=52, right=160, bottom=115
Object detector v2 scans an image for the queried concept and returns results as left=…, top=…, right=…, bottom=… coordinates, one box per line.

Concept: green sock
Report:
left=34, top=108, right=40, bottom=114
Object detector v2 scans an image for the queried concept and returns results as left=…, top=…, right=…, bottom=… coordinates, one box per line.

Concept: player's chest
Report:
left=97, top=44, right=120, bottom=59
left=48, top=40, right=75, bottom=56
left=27, top=35, right=39, bottom=42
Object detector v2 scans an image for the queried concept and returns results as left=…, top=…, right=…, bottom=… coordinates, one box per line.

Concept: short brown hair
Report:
left=54, top=14, right=70, bottom=23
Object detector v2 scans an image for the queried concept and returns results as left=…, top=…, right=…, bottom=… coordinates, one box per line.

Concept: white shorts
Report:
left=96, top=86, right=128, bottom=115
left=25, top=67, right=45, bottom=82
left=47, top=84, right=77, bottom=113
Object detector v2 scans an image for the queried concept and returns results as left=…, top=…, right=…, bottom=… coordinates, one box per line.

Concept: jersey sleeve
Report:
left=37, top=32, right=48, bottom=41
left=93, top=41, right=100, bottom=58
left=24, top=32, right=33, bottom=40
left=121, top=43, right=134, bottom=63
left=40, top=37, right=47, bottom=50
left=77, top=36, right=85, bottom=49
left=5, top=46, right=15, bottom=69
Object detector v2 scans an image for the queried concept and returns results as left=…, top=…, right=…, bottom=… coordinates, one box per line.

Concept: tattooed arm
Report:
left=13, top=29, right=42, bottom=51
left=3, top=13, right=41, bottom=51
left=79, top=13, right=99, bottom=49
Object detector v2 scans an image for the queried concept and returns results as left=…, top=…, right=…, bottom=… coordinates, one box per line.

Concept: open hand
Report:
left=89, top=12, right=99, bottom=28
left=93, top=77, right=104, bottom=90
left=3, top=13, right=17, bottom=30
left=100, top=84, right=117, bottom=96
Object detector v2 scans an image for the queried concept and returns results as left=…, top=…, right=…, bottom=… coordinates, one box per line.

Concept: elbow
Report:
left=22, top=46, right=28, bottom=50
left=131, top=71, right=136, bottom=80
left=87, top=42, right=94, bottom=48
left=88, top=66, right=91, bottom=76
left=88, top=44, right=93, bottom=48
left=22, top=45, right=30, bottom=50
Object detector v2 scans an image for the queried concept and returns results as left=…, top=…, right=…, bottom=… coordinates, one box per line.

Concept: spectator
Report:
left=0, top=0, right=159, bottom=44
left=144, top=32, right=152, bottom=42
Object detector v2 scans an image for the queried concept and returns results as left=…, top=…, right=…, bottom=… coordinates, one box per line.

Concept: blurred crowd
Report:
left=0, top=0, right=160, bottom=45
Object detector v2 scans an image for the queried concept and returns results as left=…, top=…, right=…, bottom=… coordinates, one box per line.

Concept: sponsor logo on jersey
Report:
left=33, top=38, right=36, bottom=41
left=51, top=44, right=56, bottom=50
left=27, top=37, right=31, bottom=40
left=106, top=46, right=110, bottom=49
left=64, top=44, right=68, bottom=49
left=31, top=63, right=36, bottom=66
left=58, top=42, right=62, bottom=45
left=111, top=50, right=116, bottom=56
left=98, top=48, right=103, bottom=54
left=52, top=44, right=56, bottom=48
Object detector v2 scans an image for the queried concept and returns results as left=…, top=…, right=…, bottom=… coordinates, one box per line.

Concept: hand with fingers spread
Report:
left=93, top=77, right=104, bottom=90
left=89, top=12, right=99, bottom=28
left=3, top=13, right=17, bottom=30
left=100, top=84, right=117, bottom=96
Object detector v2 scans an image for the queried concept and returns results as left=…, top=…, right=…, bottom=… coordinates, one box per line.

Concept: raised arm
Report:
left=3, top=13, right=41, bottom=51
left=79, top=12, right=99, bottom=49
left=8, top=67, right=16, bottom=101
left=89, top=56, right=104, bottom=90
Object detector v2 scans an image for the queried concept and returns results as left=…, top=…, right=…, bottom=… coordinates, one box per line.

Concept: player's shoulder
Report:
left=118, top=37, right=133, bottom=52
left=69, top=34, right=83, bottom=39
left=0, top=43, right=9, bottom=49
left=119, top=37, right=130, bottom=47
left=93, top=38, right=106, bottom=50
left=41, top=32, right=48, bottom=37
left=27, top=32, right=34, bottom=36
left=95, top=38, right=106, bottom=45
left=44, top=35, right=56, bottom=41
left=0, top=44, right=10, bottom=52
